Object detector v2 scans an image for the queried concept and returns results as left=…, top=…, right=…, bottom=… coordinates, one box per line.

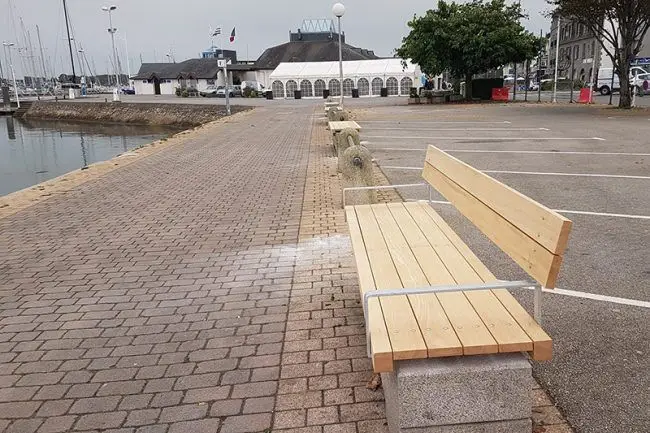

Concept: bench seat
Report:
left=345, top=201, right=552, bottom=373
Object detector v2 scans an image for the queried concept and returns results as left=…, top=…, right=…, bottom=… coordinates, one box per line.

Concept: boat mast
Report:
left=36, top=25, right=48, bottom=84
left=63, top=0, right=77, bottom=83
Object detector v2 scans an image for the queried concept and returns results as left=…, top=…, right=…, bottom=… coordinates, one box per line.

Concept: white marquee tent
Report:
left=268, top=58, right=429, bottom=98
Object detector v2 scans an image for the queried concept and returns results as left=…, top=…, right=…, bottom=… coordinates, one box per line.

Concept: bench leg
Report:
left=382, top=354, right=533, bottom=433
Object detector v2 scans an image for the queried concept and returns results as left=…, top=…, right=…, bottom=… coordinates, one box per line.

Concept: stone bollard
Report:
left=340, top=144, right=376, bottom=206
left=327, top=107, right=341, bottom=121
left=336, top=129, right=361, bottom=171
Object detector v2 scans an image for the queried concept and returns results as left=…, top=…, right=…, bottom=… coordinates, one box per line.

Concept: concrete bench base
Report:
left=382, top=354, right=532, bottom=433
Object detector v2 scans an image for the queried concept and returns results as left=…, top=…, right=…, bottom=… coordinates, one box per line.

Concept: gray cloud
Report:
left=0, top=0, right=551, bottom=79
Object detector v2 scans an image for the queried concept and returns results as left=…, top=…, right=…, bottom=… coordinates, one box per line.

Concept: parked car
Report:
left=216, top=85, right=241, bottom=98
left=121, top=87, right=135, bottom=95
left=200, top=85, right=223, bottom=97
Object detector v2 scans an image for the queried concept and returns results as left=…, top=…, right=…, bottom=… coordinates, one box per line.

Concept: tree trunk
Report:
left=465, top=73, right=473, bottom=100
left=618, top=43, right=634, bottom=108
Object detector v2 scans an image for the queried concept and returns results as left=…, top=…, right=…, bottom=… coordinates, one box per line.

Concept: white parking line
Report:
left=442, top=149, right=650, bottom=157
left=552, top=209, right=650, bottom=220
left=358, top=120, right=512, bottom=124
left=482, top=170, right=650, bottom=180
left=407, top=199, right=650, bottom=220
left=364, top=127, right=549, bottom=132
left=545, top=288, right=650, bottom=308
left=382, top=166, right=650, bottom=180
left=365, top=135, right=606, bottom=141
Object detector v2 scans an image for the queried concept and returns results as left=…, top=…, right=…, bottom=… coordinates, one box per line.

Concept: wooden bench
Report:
left=345, top=145, right=572, bottom=373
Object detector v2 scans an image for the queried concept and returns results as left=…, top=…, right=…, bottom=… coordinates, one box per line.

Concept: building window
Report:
left=385, top=77, right=399, bottom=95
left=314, top=79, right=326, bottom=97
left=143, top=80, right=147, bottom=83
left=300, top=80, right=313, bottom=97
left=207, top=79, right=215, bottom=85
left=371, top=78, right=383, bottom=95
left=328, top=79, right=341, bottom=96
left=343, top=79, right=354, bottom=96
left=286, top=80, right=298, bottom=97
left=591, top=41, right=595, bottom=57
left=400, top=77, right=413, bottom=94
left=574, top=45, right=579, bottom=59
left=272, top=80, right=285, bottom=98
left=357, top=78, right=369, bottom=96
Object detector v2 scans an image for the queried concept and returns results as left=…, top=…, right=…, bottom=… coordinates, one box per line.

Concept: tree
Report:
left=396, top=0, right=542, bottom=99
left=548, top=1, right=650, bottom=108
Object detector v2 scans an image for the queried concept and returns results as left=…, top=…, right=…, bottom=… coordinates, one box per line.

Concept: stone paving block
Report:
left=0, top=401, right=42, bottom=418
left=36, top=415, right=76, bottom=433
left=220, top=413, right=272, bottom=433
left=74, top=411, right=127, bottom=430
left=274, top=409, right=307, bottom=428
left=167, top=418, right=221, bottom=433
left=210, top=399, right=243, bottom=417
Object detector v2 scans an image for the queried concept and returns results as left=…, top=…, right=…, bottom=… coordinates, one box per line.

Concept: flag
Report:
left=229, top=27, right=236, bottom=43
left=212, top=27, right=222, bottom=37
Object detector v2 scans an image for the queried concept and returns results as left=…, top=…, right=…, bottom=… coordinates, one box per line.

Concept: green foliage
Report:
left=396, top=0, right=542, bottom=83
left=409, top=87, right=419, bottom=98
left=175, top=87, right=181, bottom=97
left=181, top=89, right=189, bottom=98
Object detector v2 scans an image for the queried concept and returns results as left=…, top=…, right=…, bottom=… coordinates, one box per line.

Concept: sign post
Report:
left=218, top=58, right=231, bottom=116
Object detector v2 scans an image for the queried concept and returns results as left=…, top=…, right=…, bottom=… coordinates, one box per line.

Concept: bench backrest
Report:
left=422, top=145, right=572, bottom=288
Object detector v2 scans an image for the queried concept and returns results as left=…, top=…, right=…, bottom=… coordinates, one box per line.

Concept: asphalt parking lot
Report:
left=352, top=103, right=649, bottom=433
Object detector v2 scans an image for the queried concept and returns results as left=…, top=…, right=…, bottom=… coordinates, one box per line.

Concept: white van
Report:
left=597, top=66, right=650, bottom=95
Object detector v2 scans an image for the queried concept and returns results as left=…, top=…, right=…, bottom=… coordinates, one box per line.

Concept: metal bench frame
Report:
left=343, top=183, right=545, bottom=360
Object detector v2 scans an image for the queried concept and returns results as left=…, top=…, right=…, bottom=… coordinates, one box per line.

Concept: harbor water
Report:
left=0, top=117, right=179, bottom=196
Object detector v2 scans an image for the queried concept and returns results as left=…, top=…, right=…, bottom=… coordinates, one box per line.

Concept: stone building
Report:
left=548, top=15, right=601, bottom=83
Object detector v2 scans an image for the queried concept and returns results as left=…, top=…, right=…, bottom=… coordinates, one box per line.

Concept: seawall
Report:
left=23, top=101, right=249, bottom=127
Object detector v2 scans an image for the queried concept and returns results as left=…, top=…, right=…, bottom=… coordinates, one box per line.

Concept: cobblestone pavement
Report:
left=1, top=105, right=573, bottom=433
left=0, top=107, right=316, bottom=433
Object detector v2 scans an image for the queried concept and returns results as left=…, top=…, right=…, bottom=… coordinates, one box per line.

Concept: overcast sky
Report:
left=0, top=0, right=552, bottom=79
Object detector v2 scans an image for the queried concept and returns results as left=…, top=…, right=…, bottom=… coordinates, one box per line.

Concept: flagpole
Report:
left=220, top=26, right=230, bottom=116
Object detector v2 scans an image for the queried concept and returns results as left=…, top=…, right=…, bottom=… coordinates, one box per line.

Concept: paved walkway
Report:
left=1, top=105, right=573, bottom=433
left=0, top=106, right=373, bottom=433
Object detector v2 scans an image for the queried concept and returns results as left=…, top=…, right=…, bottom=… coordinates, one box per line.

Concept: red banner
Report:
left=491, top=87, right=509, bottom=101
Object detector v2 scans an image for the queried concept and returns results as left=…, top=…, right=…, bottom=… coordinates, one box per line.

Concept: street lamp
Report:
left=332, top=3, right=345, bottom=106
left=101, top=5, right=121, bottom=99
left=2, top=42, right=19, bottom=108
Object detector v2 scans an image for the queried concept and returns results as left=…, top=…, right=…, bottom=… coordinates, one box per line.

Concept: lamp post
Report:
left=3, top=42, right=20, bottom=108
left=333, top=3, right=345, bottom=106
left=552, top=16, right=561, bottom=103
left=102, top=5, right=120, bottom=100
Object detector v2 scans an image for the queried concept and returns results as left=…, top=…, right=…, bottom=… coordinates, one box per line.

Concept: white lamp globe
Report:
left=332, top=3, right=345, bottom=18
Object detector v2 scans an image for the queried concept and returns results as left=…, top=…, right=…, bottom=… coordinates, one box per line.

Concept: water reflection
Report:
left=1, top=118, right=179, bottom=196
left=6, top=117, right=15, bottom=140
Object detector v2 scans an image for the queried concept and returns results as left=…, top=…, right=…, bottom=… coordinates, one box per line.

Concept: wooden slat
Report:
left=345, top=207, right=393, bottom=372
left=422, top=164, right=564, bottom=288
left=353, top=205, right=428, bottom=362
left=374, top=204, right=463, bottom=358
left=418, top=203, right=552, bottom=360
left=399, top=203, right=500, bottom=355
left=425, top=145, right=572, bottom=256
